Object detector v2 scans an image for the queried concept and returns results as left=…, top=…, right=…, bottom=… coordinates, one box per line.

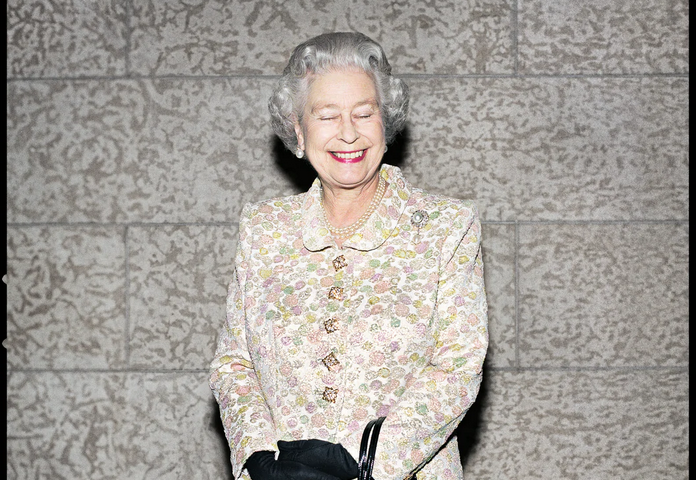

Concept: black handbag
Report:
left=358, top=417, right=416, bottom=480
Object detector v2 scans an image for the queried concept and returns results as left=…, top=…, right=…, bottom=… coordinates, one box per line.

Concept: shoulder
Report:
left=386, top=164, right=478, bottom=230
left=235, top=193, right=306, bottom=254
left=239, top=192, right=306, bottom=228
left=402, top=186, right=481, bottom=264
left=408, top=186, right=480, bottom=232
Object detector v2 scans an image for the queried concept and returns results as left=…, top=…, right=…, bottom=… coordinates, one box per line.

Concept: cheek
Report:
left=304, top=124, right=330, bottom=148
left=363, top=120, right=385, bottom=141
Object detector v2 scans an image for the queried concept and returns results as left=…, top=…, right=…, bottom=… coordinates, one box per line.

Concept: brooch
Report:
left=410, top=210, right=429, bottom=244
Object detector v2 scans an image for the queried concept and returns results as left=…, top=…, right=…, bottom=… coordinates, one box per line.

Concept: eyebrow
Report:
left=310, top=99, right=379, bottom=114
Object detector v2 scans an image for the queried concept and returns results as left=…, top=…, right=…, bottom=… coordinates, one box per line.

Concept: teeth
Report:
left=333, top=150, right=365, bottom=159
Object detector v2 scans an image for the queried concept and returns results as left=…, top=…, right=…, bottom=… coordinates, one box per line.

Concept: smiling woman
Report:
left=296, top=69, right=387, bottom=236
left=210, top=32, right=488, bottom=480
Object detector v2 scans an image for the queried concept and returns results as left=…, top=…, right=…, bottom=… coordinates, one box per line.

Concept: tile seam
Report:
left=5, top=219, right=688, bottom=229
left=512, top=0, right=519, bottom=75
left=6, top=368, right=211, bottom=374
left=127, top=221, right=241, bottom=227
left=6, top=222, right=241, bottom=228
left=515, top=219, right=690, bottom=225
left=514, top=220, right=520, bottom=368
left=488, top=365, right=689, bottom=372
left=5, top=72, right=690, bottom=83
left=124, top=225, right=131, bottom=367
left=6, top=366, right=687, bottom=374
left=483, top=220, right=691, bottom=225
left=124, top=0, right=132, bottom=77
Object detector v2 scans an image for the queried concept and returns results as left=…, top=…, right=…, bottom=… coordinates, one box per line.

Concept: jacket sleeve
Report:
left=373, top=204, right=489, bottom=479
left=209, top=204, right=278, bottom=479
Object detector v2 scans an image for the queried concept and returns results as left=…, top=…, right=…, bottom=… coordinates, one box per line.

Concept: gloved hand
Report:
left=277, top=439, right=359, bottom=480
left=245, top=450, right=342, bottom=480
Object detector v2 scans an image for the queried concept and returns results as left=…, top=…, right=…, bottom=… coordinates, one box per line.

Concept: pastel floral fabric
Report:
left=210, top=164, right=488, bottom=480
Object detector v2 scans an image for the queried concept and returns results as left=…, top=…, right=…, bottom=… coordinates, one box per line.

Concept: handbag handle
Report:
left=358, top=417, right=386, bottom=480
left=358, top=417, right=417, bottom=480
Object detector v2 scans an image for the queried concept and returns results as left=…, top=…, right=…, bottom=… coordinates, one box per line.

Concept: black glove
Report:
left=245, top=450, right=342, bottom=480
left=277, top=439, right=359, bottom=480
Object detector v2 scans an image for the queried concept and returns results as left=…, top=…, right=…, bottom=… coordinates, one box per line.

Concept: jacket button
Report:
left=321, top=352, right=340, bottom=371
left=328, top=286, right=344, bottom=300
left=322, top=386, right=339, bottom=403
left=332, top=255, right=347, bottom=271
left=324, top=317, right=339, bottom=334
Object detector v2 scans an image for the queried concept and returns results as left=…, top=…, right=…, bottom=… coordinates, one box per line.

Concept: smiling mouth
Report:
left=330, top=149, right=367, bottom=163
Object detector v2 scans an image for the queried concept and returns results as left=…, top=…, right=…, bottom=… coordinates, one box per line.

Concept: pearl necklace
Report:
left=321, top=176, right=387, bottom=238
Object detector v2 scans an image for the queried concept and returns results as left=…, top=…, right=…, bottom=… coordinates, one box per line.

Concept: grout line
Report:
left=124, top=0, right=132, bottom=77
left=513, top=72, right=690, bottom=79
left=512, top=0, right=519, bottom=75
left=514, top=219, right=691, bottom=225
left=4, top=74, right=283, bottom=82
left=6, top=365, right=687, bottom=374
left=514, top=220, right=520, bottom=369
left=488, top=365, right=690, bottom=373
left=6, top=219, right=689, bottom=228
left=484, top=219, right=692, bottom=225
left=6, top=368, right=212, bottom=374
left=124, top=225, right=131, bottom=367
left=6, top=221, right=241, bottom=228
left=5, top=72, right=690, bottom=83
left=127, top=221, right=241, bottom=227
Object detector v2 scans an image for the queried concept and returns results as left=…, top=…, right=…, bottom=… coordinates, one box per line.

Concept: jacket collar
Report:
left=301, top=164, right=411, bottom=252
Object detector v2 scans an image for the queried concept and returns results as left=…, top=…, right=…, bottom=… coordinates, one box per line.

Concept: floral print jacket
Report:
left=210, top=164, right=488, bottom=480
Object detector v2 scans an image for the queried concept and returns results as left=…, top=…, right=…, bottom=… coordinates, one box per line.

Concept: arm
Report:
left=373, top=204, right=489, bottom=479
left=209, top=204, right=278, bottom=479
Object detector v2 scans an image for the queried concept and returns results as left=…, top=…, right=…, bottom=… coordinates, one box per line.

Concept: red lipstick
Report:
left=329, top=149, right=367, bottom=163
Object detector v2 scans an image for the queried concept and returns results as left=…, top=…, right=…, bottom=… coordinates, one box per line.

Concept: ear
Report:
left=293, top=119, right=305, bottom=151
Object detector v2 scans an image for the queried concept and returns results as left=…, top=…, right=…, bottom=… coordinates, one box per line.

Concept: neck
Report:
left=321, top=174, right=386, bottom=238
left=321, top=174, right=383, bottom=228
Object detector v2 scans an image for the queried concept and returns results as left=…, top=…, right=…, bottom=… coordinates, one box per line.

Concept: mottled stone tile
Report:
left=461, top=370, right=688, bottom=479
left=7, top=80, right=150, bottom=223
left=127, top=78, right=299, bottom=222
left=128, top=225, right=239, bottom=369
left=7, top=371, right=231, bottom=480
left=10, top=76, right=688, bottom=225
left=480, top=224, right=516, bottom=368
left=130, top=0, right=514, bottom=76
left=401, top=76, right=688, bottom=221
left=6, top=226, right=126, bottom=369
left=6, top=0, right=127, bottom=78
left=7, top=372, right=128, bottom=479
left=519, top=0, right=689, bottom=74
left=7, top=78, right=300, bottom=224
left=120, top=373, right=232, bottom=479
left=518, top=223, right=688, bottom=367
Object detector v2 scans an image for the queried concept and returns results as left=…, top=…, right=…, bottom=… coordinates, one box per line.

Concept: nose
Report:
left=337, top=115, right=359, bottom=144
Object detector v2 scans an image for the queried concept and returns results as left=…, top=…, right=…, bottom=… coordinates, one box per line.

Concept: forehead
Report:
left=305, top=69, right=378, bottom=110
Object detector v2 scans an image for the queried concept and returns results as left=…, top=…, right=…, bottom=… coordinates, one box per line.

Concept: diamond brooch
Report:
left=410, top=210, right=429, bottom=243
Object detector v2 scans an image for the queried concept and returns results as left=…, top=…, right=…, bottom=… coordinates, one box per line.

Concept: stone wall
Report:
left=6, top=1, right=689, bottom=478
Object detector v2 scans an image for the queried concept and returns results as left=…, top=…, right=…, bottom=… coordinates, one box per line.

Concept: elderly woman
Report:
left=210, top=32, right=488, bottom=480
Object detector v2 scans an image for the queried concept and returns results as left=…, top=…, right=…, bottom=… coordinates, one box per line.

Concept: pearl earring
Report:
left=296, top=148, right=304, bottom=159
